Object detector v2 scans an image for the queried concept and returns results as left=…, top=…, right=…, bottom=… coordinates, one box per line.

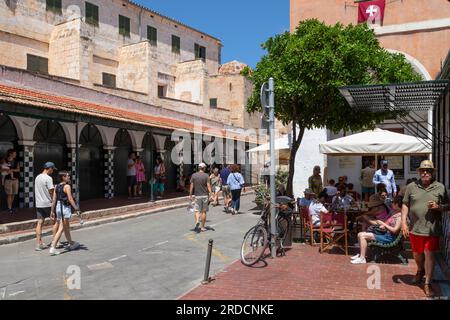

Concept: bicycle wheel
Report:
left=277, top=215, right=290, bottom=247
left=240, top=225, right=268, bottom=266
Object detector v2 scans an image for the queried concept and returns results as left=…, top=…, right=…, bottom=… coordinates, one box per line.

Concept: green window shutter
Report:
left=200, top=46, right=206, bottom=61
left=46, top=0, right=62, bottom=13
left=195, top=43, right=200, bottom=59
left=119, top=15, right=130, bottom=37
left=27, top=54, right=48, bottom=75
left=209, top=98, right=217, bottom=108
left=147, top=26, right=157, bottom=46
left=172, top=35, right=180, bottom=54
left=102, top=73, right=116, bottom=88
left=86, top=2, right=99, bottom=26
left=195, top=43, right=206, bottom=61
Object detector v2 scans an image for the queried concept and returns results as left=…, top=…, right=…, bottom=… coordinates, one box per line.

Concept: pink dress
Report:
left=135, top=162, right=146, bottom=183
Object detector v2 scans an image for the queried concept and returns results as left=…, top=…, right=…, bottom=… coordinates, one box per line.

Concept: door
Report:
left=79, top=146, right=104, bottom=200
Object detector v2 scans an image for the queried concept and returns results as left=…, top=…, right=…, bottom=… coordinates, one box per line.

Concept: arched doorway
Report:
left=114, top=129, right=132, bottom=196
left=34, top=120, right=67, bottom=181
left=79, top=124, right=104, bottom=200
left=0, top=115, right=18, bottom=210
left=142, top=132, right=155, bottom=194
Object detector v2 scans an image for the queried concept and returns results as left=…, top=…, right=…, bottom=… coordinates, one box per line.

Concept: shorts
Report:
left=409, top=233, right=440, bottom=253
left=153, top=183, right=165, bottom=193
left=222, top=185, right=230, bottom=197
left=56, top=201, right=72, bottom=220
left=374, top=232, right=396, bottom=243
left=361, top=187, right=375, bottom=194
left=213, top=186, right=221, bottom=193
left=127, top=175, right=137, bottom=187
left=194, top=196, right=209, bottom=213
left=36, top=207, right=51, bottom=220
left=4, top=179, right=19, bottom=195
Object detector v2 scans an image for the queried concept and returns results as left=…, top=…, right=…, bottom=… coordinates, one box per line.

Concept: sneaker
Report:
left=194, top=222, right=200, bottom=233
left=55, top=243, right=66, bottom=249
left=8, top=209, right=13, bottom=214
left=49, top=247, right=61, bottom=256
left=351, top=257, right=366, bottom=264
left=35, top=243, right=47, bottom=251
left=68, top=241, right=80, bottom=251
left=351, top=253, right=360, bottom=260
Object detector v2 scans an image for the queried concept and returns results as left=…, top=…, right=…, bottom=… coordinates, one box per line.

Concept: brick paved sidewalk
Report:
left=180, top=244, right=443, bottom=300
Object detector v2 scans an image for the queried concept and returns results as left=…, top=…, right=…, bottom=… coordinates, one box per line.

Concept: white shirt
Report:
left=127, top=159, right=136, bottom=176
left=309, top=201, right=328, bottom=225
left=34, top=173, right=54, bottom=208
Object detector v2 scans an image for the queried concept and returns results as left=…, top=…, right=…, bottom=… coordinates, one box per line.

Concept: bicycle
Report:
left=240, top=195, right=295, bottom=266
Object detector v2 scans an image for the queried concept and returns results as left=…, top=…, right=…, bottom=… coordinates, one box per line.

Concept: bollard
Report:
left=201, top=239, right=213, bottom=285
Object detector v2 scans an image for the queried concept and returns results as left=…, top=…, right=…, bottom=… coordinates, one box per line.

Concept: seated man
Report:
left=298, top=188, right=314, bottom=208
left=347, top=183, right=361, bottom=201
left=308, top=191, right=328, bottom=227
left=325, top=179, right=338, bottom=197
left=351, top=196, right=403, bottom=264
left=331, top=185, right=354, bottom=211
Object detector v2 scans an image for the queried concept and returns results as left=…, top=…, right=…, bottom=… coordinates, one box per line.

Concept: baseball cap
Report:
left=198, top=162, right=207, bottom=168
left=381, top=160, right=388, bottom=165
left=43, top=162, right=57, bottom=170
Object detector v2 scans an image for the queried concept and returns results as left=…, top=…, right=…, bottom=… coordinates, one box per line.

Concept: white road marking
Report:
left=155, top=240, right=169, bottom=246
left=141, top=240, right=169, bottom=251
left=9, top=290, right=25, bottom=297
left=87, top=262, right=114, bottom=270
left=108, top=255, right=127, bottom=262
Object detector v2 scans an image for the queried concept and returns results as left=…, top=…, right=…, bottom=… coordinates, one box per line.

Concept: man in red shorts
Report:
left=401, top=160, right=449, bottom=298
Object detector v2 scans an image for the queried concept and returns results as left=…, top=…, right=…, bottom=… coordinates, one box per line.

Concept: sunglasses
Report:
left=420, top=170, right=432, bottom=175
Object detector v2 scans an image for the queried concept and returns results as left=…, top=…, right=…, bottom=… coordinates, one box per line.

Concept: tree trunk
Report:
left=286, top=124, right=305, bottom=197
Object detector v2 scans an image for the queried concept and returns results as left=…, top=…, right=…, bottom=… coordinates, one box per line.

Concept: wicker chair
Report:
left=368, top=232, right=408, bottom=265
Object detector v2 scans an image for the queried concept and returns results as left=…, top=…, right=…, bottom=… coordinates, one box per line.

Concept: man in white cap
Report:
left=189, top=163, right=212, bottom=233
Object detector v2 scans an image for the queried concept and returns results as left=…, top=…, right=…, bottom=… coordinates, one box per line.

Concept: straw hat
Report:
left=367, top=194, right=385, bottom=209
left=304, top=188, right=315, bottom=196
left=418, top=160, right=435, bottom=171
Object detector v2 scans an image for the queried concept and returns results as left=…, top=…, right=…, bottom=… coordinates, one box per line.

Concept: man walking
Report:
left=34, top=162, right=57, bottom=251
left=308, top=165, right=323, bottom=197
left=401, top=160, right=449, bottom=298
left=190, top=162, right=212, bottom=233
left=127, top=152, right=137, bottom=199
left=4, top=149, right=20, bottom=214
left=361, top=160, right=376, bottom=201
left=373, top=159, right=397, bottom=206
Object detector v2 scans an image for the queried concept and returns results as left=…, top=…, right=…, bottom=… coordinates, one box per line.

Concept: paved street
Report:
left=0, top=195, right=260, bottom=300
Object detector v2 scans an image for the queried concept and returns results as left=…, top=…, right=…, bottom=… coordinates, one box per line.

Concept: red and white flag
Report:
left=358, top=0, right=386, bottom=24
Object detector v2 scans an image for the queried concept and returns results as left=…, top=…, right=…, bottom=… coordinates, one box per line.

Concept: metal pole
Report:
left=269, top=77, right=277, bottom=258
left=149, top=130, right=155, bottom=202
left=75, top=122, right=80, bottom=207
left=202, top=239, right=214, bottom=284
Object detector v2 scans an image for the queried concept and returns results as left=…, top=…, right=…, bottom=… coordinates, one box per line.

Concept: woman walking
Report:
left=226, top=164, right=245, bottom=215
left=49, top=171, right=80, bottom=255
left=209, top=168, right=221, bottom=206
left=135, top=156, right=146, bottom=196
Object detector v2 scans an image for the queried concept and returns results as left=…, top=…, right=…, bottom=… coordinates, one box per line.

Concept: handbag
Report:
left=368, top=225, right=387, bottom=235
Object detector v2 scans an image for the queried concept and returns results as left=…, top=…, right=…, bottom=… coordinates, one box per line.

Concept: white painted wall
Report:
left=292, top=127, right=327, bottom=199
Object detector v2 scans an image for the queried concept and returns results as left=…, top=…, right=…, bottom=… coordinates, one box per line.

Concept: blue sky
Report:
left=135, top=0, right=290, bottom=68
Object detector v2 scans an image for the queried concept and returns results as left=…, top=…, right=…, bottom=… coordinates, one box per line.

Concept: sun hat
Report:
left=367, top=194, right=385, bottom=209
left=418, top=160, right=435, bottom=171
left=304, top=188, right=315, bottom=195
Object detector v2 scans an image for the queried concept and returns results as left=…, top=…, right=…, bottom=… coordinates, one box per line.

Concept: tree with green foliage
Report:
left=242, top=19, right=422, bottom=196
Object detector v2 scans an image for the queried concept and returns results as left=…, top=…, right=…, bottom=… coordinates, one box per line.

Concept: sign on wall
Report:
left=339, top=156, right=356, bottom=169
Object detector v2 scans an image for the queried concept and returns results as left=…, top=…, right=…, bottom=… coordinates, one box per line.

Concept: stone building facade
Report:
left=0, top=0, right=268, bottom=210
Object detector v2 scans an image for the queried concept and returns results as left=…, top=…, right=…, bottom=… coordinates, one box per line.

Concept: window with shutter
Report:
left=102, top=73, right=116, bottom=88
left=195, top=43, right=206, bottom=61
left=119, top=15, right=130, bottom=37
left=172, top=35, right=180, bottom=54
left=46, top=0, right=62, bottom=14
left=27, top=54, right=48, bottom=75
left=147, top=26, right=157, bottom=46
left=209, top=98, right=217, bottom=108
left=85, top=2, right=99, bottom=26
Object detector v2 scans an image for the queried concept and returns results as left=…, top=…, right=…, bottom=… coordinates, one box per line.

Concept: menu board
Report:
left=384, top=156, right=404, bottom=180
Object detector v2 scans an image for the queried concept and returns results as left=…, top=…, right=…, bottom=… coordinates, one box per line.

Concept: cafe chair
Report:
left=299, top=206, right=320, bottom=246
left=319, top=211, right=348, bottom=255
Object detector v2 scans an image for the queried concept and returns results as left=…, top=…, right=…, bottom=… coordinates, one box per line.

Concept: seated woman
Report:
left=347, top=183, right=361, bottom=201
left=351, top=196, right=403, bottom=264
left=356, top=194, right=390, bottom=231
